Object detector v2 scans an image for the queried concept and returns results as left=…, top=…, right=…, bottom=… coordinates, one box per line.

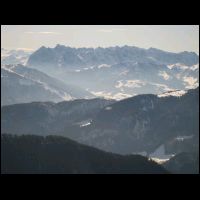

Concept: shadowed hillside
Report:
left=1, top=134, right=168, bottom=174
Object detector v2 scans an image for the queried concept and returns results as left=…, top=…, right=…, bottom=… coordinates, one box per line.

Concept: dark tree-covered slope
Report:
left=163, top=152, right=199, bottom=174
left=1, top=134, right=168, bottom=174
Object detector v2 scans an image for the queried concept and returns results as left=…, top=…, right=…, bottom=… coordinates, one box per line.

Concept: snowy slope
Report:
left=1, top=64, right=94, bottom=106
left=27, top=45, right=199, bottom=100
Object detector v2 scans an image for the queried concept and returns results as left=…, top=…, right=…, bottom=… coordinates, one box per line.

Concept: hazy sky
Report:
left=1, top=25, right=199, bottom=54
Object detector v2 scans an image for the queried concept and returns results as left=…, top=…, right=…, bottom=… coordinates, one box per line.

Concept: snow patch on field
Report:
left=115, top=80, right=124, bottom=88
left=91, top=91, right=133, bottom=100
left=167, top=63, right=189, bottom=70
left=158, top=71, right=170, bottom=80
left=62, top=92, right=73, bottom=100
left=98, top=64, right=111, bottom=69
left=149, top=144, right=175, bottom=164
left=80, top=122, right=91, bottom=127
left=175, top=135, right=194, bottom=141
left=112, top=93, right=133, bottom=100
left=158, top=90, right=187, bottom=98
left=190, top=64, right=199, bottom=71
left=79, top=119, right=93, bottom=127
left=115, top=80, right=146, bottom=89
left=183, top=76, right=199, bottom=89
left=119, top=70, right=129, bottom=76
left=105, top=106, right=112, bottom=110
left=167, top=63, right=199, bottom=73
left=150, top=157, right=170, bottom=164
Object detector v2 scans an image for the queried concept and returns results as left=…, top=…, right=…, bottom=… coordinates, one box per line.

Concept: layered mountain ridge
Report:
left=1, top=45, right=199, bottom=174
left=1, top=64, right=94, bottom=106
left=2, top=87, right=198, bottom=156
left=27, top=45, right=199, bottom=100
left=28, top=45, right=199, bottom=67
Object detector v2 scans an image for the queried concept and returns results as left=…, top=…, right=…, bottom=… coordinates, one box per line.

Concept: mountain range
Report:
left=27, top=45, right=199, bottom=100
left=2, top=87, right=198, bottom=156
left=2, top=45, right=199, bottom=102
left=1, top=45, right=199, bottom=174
